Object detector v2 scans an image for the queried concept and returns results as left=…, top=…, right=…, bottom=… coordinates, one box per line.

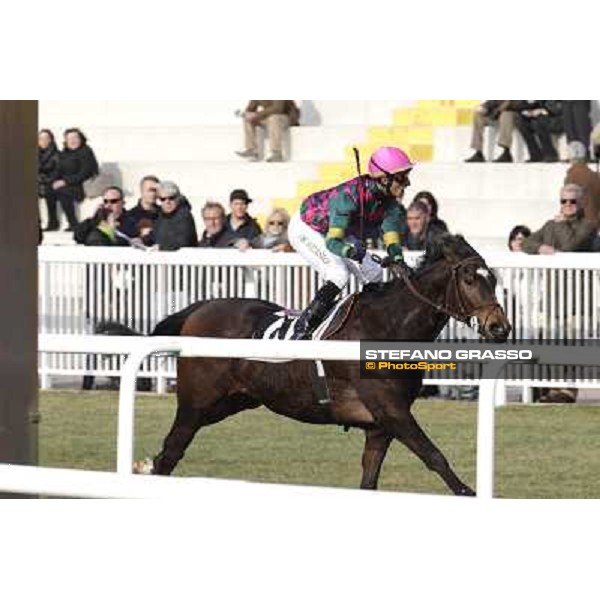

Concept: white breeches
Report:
left=288, top=213, right=383, bottom=289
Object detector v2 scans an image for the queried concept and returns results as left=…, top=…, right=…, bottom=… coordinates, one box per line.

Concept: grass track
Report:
left=39, top=391, right=600, bottom=498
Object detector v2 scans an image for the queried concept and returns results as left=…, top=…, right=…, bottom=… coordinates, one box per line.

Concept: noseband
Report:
left=391, top=255, right=502, bottom=332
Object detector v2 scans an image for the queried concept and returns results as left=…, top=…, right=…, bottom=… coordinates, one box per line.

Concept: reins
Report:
left=390, top=255, right=501, bottom=330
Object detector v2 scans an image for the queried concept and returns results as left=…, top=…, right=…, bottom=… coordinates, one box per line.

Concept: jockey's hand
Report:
left=393, top=258, right=414, bottom=279
left=344, top=240, right=366, bottom=263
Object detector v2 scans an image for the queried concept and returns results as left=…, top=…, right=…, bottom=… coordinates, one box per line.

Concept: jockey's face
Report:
left=387, top=171, right=411, bottom=199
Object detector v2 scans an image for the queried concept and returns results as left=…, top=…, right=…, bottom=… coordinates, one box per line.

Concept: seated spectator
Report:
left=563, top=101, right=592, bottom=161
left=507, top=225, right=531, bottom=252
left=224, top=189, right=262, bottom=243
left=235, top=100, right=300, bottom=163
left=240, top=208, right=293, bottom=252
left=74, top=186, right=134, bottom=246
left=522, top=184, right=596, bottom=254
left=564, top=141, right=600, bottom=231
left=412, top=190, right=449, bottom=235
left=198, top=201, right=238, bottom=248
left=514, top=101, right=562, bottom=163
left=125, top=175, right=161, bottom=238
left=143, top=181, right=198, bottom=250
left=38, top=129, right=60, bottom=231
left=464, top=101, right=516, bottom=163
left=52, top=128, right=99, bottom=231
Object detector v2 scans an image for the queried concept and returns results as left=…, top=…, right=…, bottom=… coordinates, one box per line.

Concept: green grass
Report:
left=38, top=391, right=600, bottom=498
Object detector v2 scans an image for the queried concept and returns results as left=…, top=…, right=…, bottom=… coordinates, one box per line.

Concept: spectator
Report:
left=74, top=186, right=133, bottom=246
left=52, top=128, right=99, bottom=231
left=521, top=184, right=596, bottom=254
left=592, top=123, right=600, bottom=162
left=198, top=202, right=238, bottom=248
left=514, top=101, right=562, bottom=163
left=507, top=225, right=531, bottom=251
left=235, top=100, right=300, bottom=163
left=564, top=141, right=600, bottom=231
left=563, top=101, right=592, bottom=160
left=143, top=181, right=198, bottom=250
left=464, top=101, right=516, bottom=163
left=412, top=190, right=449, bottom=235
left=240, top=208, right=293, bottom=252
left=402, top=200, right=439, bottom=251
left=38, top=129, right=60, bottom=231
left=224, top=189, right=262, bottom=243
left=126, top=175, right=161, bottom=238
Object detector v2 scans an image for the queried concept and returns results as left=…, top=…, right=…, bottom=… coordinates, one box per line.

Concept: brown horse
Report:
left=140, top=235, right=511, bottom=495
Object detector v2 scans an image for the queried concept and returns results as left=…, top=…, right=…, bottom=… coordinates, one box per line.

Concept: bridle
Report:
left=390, top=255, right=503, bottom=334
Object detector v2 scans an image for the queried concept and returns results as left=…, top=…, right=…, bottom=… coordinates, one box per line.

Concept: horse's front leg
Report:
left=390, top=411, right=475, bottom=496
left=360, top=427, right=393, bottom=490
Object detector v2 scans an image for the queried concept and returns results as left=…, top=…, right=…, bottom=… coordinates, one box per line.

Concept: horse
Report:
left=136, top=234, right=511, bottom=495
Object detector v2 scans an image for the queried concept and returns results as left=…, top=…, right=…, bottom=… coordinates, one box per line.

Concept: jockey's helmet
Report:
left=368, top=146, right=414, bottom=178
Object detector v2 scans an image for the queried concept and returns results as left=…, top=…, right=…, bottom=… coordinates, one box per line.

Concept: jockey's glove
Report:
left=343, top=240, right=366, bottom=263
left=387, top=243, right=404, bottom=262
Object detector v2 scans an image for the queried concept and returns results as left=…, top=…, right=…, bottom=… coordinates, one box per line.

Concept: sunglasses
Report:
left=103, top=198, right=122, bottom=204
left=160, top=195, right=178, bottom=202
left=268, top=221, right=285, bottom=226
left=560, top=198, right=578, bottom=205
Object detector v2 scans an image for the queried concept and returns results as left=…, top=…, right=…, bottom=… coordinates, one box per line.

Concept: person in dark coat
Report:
left=402, top=200, right=445, bottom=251
left=224, top=188, right=262, bottom=242
left=73, top=186, right=133, bottom=246
left=38, top=129, right=60, bottom=231
left=52, top=128, right=99, bottom=230
left=514, top=101, right=562, bottom=162
left=198, top=201, right=238, bottom=248
left=563, top=101, right=592, bottom=160
left=123, top=175, right=161, bottom=239
left=143, top=181, right=198, bottom=250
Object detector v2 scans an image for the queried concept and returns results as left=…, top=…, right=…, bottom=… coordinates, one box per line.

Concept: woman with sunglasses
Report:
left=288, top=146, right=414, bottom=340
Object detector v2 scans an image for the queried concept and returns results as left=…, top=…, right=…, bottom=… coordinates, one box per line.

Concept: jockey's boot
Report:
left=291, top=281, right=342, bottom=340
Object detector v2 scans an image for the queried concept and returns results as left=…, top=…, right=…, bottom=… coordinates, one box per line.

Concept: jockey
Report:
left=288, top=146, right=414, bottom=340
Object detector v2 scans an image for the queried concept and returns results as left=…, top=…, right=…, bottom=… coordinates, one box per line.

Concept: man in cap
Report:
left=224, top=188, right=262, bottom=243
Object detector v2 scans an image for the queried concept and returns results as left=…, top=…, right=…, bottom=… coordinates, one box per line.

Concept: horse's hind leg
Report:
left=360, top=428, right=393, bottom=490
left=152, top=393, right=257, bottom=476
left=391, top=413, right=475, bottom=496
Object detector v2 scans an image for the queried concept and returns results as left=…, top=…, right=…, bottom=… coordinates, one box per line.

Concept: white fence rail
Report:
left=38, top=247, right=600, bottom=395
left=21, top=335, right=503, bottom=498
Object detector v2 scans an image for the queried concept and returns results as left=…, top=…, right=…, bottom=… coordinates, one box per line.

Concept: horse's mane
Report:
left=414, top=233, right=479, bottom=275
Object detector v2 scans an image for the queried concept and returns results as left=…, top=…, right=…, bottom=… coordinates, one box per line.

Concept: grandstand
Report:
left=39, top=100, right=599, bottom=252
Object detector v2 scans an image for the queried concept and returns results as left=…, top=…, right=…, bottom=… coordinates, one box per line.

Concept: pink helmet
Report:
left=368, top=146, right=414, bottom=178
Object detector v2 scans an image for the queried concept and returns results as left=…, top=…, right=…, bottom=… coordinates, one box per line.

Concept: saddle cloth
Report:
left=254, top=294, right=354, bottom=342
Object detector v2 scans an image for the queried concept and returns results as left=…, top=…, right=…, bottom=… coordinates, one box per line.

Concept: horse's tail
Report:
left=150, top=300, right=206, bottom=337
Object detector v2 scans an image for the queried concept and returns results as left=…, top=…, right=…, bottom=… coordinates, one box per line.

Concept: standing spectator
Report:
left=143, top=181, right=198, bottom=250
left=412, top=190, right=449, bottom=235
left=514, top=101, right=562, bottom=163
left=38, top=129, right=60, bottom=231
left=507, top=225, right=531, bottom=252
left=235, top=100, right=300, bottom=162
left=126, top=175, right=161, bottom=238
left=464, top=101, right=516, bottom=163
left=198, top=202, right=238, bottom=248
left=522, top=184, right=596, bottom=254
left=74, top=186, right=134, bottom=246
left=402, top=200, right=442, bottom=251
left=224, top=189, right=262, bottom=243
left=52, top=128, right=99, bottom=231
left=564, top=141, right=600, bottom=231
left=563, top=101, right=592, bottom=160
left=240, top=208, right=293, bottom=252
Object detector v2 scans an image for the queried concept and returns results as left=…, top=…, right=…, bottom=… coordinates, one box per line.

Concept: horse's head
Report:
left=411, top=234, right=511, bottom=342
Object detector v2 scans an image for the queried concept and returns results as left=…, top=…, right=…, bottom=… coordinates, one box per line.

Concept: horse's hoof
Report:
left=132, top=458, right=154, bottom=475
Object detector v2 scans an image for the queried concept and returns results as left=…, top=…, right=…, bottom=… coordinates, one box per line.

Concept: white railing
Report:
left=38, top=247, right=600, bottom=395
left=15, top=335, right=504, bottom=498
